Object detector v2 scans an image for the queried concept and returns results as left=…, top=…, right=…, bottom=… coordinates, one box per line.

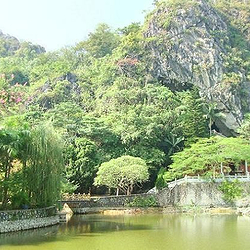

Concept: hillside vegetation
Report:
left=1, top=0, right=250, bottom=201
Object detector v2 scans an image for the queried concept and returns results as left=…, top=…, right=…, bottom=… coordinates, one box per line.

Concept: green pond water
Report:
left=1, top=213, right=250, bottom=250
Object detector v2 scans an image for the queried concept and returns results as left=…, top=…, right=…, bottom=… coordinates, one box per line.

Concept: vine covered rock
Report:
left=145, top=0, right=250, bottom=135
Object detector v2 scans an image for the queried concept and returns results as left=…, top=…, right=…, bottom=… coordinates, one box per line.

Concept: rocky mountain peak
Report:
left=145, top=0, right=250, bottom=135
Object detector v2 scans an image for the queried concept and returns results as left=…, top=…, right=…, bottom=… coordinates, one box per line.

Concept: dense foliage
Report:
left=219, top=180, right=243, bottom=203
left=0, top=120, right=63, bottom=209
left=1, top=0, right=250, bottom=201
left=126, top=196, right=158, bottom=207
left=94, top=156, right=149, bottom=195
left=165, top=137, right=250, bottom=182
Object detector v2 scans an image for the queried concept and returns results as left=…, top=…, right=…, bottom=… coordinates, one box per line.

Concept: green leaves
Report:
left=0, top=120, right=64, bottom=209
left=65, top=137, right=99, bottom=193
left=94, top=155, right=149, bottom=195
left=219, top=180, right=243, bottom=203
left=239, top=114, right=250, bottom=140
left=76, top=23, right=120, bottom=59
left=177, top=89, right=209, bottom=144
left=126, top=196, right=158, bottom=207
left=26, top=122, right=64, bottom=207
left=2, top=1, right=250, bottom=196
left=166, top=136, right=250, bottom=181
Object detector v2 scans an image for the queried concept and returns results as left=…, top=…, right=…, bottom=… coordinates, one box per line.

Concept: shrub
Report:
left=155, top=167, right=167, bottom=190
left=219, top=180, right=243, bottom=203
left=127, top=196, right=158, bottom=207
left=11, top=191, right=30, bottom=209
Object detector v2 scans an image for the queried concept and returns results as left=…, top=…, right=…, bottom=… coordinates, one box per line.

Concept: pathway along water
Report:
left=0, top=213, right=250, bottom=250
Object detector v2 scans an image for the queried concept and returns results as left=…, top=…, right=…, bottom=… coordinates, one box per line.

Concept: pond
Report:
left=1, top=213, right=250, bottom=250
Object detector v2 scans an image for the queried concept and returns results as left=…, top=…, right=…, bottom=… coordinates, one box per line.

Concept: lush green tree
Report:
left=65, top=137, right=99, bottom=193
left=155, top=167, right=167, bottom=190
left=28, top=51, right=74, bottom=84
left=211, top=0, right=250, bottom=43
left=118, top=23, right=141, bottom=36
left=15, top=41, right=45, bottom=60
left=94, top=155, right=149, bottom=195
left=76, top=23, right=120, bottom=58
left=0, top=128, right=21, bottom=207
left=165, top=136, right=250, bottom=182
left=239, top=114, right=250, bottom=140
left=0, top=118, right=64, bottom=208
left=36, top=79, right=80, bottom=110
left=26, top=123, right=64, bottom=207
left=177, top=89, right=209, bottom=144
left=203, top=102, right=224, bottom=136
left=164, top=133, right=184, bottom=157
left=94, top=83, right=181, bottom=166
left=0, top=116, right=29, bottom=208
left=44, top=101, right=84, bottom=135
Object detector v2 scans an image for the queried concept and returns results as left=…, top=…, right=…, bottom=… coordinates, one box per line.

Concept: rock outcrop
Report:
left=145, top=0, right=250, bottom=135
left=0, top=30, right=20, bottom=55
left=0, top=30, right=45, bottom=57
left=35, top=73, right=80, bottom=109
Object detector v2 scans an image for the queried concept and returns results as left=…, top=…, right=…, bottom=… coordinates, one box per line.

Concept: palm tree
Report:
left=204, top=102, right=225, bottom=136
left=165, top=133, right=184, bottom=156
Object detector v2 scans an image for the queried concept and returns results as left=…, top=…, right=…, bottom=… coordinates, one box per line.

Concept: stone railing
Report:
left=61, top=193, right=91, bottom=201
left=167, top=175, right=250, bottom=188
left=60, top=194, right=158, bottom=214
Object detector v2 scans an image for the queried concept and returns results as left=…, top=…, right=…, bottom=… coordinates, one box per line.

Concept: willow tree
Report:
left=27, top=123, right=64, bottom=207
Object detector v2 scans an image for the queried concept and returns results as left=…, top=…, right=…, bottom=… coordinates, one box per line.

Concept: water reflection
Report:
left=0, top=214, right=250, bottom=250
left=0, top=225, right=60, bottom=246
left=60, top=214, right=155, bottom=234
left=0, top=214, right=154, bottom=246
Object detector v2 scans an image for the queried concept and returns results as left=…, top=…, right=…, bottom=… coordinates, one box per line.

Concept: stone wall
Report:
left=61, top=194, right=157, bottom=214
left=0, top=206, right=59, bottom=234
left=157, top=182, right=250, bottom=207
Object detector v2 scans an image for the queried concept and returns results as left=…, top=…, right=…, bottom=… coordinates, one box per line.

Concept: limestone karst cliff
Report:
left=1, top=0, right=250, bottom=138
left=145, top=0, right=250, bottom=135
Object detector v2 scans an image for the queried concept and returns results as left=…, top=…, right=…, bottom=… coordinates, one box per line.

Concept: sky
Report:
left=0, top=0, right=154, bottom=51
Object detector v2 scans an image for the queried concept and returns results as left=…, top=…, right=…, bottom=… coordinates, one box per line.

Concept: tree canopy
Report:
left=1, top=0, right=250, bottom=197
left=165, top=136, right=250, bottom=182
left=94, top=156, right=149, bottom=195
left=0, top=119, right=64, bottom=208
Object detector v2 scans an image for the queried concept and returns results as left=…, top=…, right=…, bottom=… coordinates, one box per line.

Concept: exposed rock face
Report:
left=214, top=0, right=250, bottom=44
left=35, top=73, right=80, bottom=109
left=0, top=30, right=20, bottom=54
left=157, top=181, right=250, bottom=208
left=145, top=0, right=250, bottom=135
left=0, top=30, right=45, bottom=57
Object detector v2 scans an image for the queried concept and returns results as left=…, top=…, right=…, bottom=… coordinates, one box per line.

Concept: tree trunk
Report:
left=2, top=162, right=11, bottom=207
left=130, top=184, right=133, bottom=195
left=126, top=188, right=130, bottom=196
left=209, top=118, right=212, bottom=136
left=116, top=188, right=119, bottom=196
